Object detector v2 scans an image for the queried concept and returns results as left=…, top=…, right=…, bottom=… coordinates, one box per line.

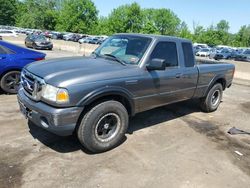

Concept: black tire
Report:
left=0, top=71, right=21, bottom=94
left=77, top=101, right=129, bottom=153
left=200, top=83, right=223, bottom=112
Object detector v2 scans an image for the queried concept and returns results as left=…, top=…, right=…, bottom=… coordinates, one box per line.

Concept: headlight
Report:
left=41, top=84, right=69, bottom=103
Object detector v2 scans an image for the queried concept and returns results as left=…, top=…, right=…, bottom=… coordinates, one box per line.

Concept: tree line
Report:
left=1, top=0, right=250, bottom=47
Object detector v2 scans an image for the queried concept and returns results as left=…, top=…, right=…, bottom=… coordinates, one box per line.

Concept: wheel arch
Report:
left=203, top=75, right=226, bottom=97
left=78, top=87, right=135, bottom=117
left=0, top=68, right=22, bottom=80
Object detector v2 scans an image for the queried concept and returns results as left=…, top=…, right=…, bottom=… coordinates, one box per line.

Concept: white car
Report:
left=0, top=30, right=18, bottom=37
left=196, top=48, right=210, bottom=57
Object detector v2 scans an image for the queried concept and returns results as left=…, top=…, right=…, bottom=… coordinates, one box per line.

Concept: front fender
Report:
left=77, top=86, right=135, bottom=115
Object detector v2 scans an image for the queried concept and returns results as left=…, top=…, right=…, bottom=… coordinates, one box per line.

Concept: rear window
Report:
left=182, top=42, right=195, bottom=67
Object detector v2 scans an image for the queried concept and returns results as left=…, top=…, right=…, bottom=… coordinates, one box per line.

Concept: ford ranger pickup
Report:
left=17, top=34, right=235, bottom=153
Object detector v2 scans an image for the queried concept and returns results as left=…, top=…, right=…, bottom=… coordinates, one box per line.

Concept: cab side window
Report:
left=150, top=41, right=178, bottom=67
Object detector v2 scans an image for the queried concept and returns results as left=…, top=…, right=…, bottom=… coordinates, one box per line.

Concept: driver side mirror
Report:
left=146, top=58, right=166, bottom=71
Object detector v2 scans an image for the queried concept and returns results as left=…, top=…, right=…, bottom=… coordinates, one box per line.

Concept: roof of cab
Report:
left=113, top=33, right=192, bottom=43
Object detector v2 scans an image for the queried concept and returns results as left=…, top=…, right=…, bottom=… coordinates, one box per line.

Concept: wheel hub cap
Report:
left=95, top=113, right=121, bottom=142
left=211, top=90, right=220, bottom=106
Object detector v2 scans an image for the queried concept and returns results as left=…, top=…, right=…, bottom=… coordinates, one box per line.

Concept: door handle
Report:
left=175, top=73, right=182, bottom=78
left=0, top=57, right=6, bottom=60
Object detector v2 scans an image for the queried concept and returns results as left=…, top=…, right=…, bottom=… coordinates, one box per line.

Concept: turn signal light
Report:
left=56, top=90, right=69, bottom=103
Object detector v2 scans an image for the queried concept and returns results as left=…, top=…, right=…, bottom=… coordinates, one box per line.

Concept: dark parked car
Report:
left=216, top=49, right=235, bottom=60
left=63, top=33, right=77, bottom=41
left=18, top=34, right=235, bottom=153
left=25, top=35, right=53, bottom=50
left=0, top=40, right=45, bottom=93
left=235, top=49, right=250, bottom=62
left=51, top=32, right=64, bottom=40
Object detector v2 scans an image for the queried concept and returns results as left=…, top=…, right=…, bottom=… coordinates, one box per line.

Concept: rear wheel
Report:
left=77, top=101, right=128, bottom=153
left=200, top=83, right=223, bottom=112
left=0, top=71, right=21, bottom=94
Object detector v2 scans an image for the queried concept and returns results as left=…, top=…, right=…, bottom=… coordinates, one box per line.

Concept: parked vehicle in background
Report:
left=0, top=36, right=2, bottom=40
left=0, top=41, right=45, bottom=93
left=63, top=33, right=74, bottom=41
left=193, top=46, right=201, bottom=54
left=17, top=33, right=235, bottom=153
left=51, top=32, right=64, bottom=40
left=88, top=37, right=100, bottom=44
left=193, top=43, right=208, bottom=48
left=209, top=48, right=219, bottom=59
left=196, top=48, right=210, bottom=57
left=235, top=49, right=250, bottom=62
left=25, top=35, right=53, bottom=50
left=43, top=31, right=52, bottom=38
left=95, top=36, right=108, bottom=44
left=78, top=36, right=93, bottom=44
left=217, top=49, right=235, bottom=59
left=0, top=30, right=18, bottom=37
left=71, top=34, right=83, bottom=42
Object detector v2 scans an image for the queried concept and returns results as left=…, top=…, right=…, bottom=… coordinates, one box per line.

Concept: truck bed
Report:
left=194, top=59, right=235, bottom=98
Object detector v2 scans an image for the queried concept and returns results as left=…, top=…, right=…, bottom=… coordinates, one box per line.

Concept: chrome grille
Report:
left=21, top=70, right=45, bottom=101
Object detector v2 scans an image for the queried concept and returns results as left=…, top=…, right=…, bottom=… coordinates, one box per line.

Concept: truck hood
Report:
left=25, top=56, right=140, bottom=87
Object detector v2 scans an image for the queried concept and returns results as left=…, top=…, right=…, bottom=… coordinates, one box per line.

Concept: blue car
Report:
left=0, top=41, right=46, bottom=93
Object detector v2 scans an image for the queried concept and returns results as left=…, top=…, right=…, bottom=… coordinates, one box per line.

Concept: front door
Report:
left=147, top=41, right=186, bottom=105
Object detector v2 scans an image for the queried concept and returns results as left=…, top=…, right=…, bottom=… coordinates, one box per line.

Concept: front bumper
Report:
left=17, top=88, right=83, bottom=136
left=35, top=43, right=53, bottom=49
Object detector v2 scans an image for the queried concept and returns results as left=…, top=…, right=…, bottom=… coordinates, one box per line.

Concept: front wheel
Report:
left=200, top=83, right=223, bottom=112
left=0, top=71, right=21, bottom=94
left=77, top=101, right=129, bottom=153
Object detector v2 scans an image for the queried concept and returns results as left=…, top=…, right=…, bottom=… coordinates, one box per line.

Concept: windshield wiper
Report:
left=103, top=54, right=126, bottom=66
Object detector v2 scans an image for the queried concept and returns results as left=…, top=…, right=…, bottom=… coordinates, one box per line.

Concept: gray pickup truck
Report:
left=18, top=34, right=235, bottom=152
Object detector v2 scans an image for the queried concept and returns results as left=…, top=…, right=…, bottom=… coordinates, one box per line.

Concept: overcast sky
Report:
left=92, top=0, right=249, bottom=33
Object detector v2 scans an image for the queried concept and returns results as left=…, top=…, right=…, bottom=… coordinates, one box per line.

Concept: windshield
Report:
left=33, top=35, right=47, bottom=41
left=201, top=48, right=209, bottom=52
left=94, top=35, right=152, bottom=65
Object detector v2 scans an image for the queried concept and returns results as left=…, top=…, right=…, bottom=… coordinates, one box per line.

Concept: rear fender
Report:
left=203, top=74, right=226, bottom=97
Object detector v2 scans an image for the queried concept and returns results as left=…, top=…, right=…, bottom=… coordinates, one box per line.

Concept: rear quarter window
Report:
left=182, top=42, right=195, bottom=67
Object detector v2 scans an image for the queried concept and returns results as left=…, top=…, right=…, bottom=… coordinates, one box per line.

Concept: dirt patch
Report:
left=162, top=103, right=250, bottom=176
left=0, top=163, right=22, bottom=188
left=241, top=102, right=250, bottom=114
left=0, top=147, right=29, bottom=188
left=181, top=116, right=250, bottom=177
